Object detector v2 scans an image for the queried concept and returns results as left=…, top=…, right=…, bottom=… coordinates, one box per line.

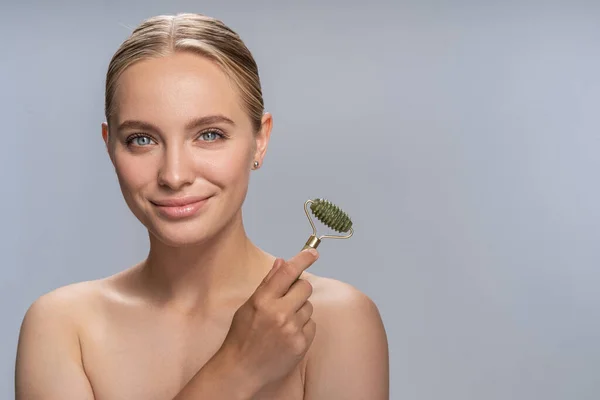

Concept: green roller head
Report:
left=309, top=198, right=353, bottom=233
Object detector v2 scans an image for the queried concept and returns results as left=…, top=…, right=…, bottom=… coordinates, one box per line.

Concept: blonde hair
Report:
left=104, top=13, right=264, bottom=131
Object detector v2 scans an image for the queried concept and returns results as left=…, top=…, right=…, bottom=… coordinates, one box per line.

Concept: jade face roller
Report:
left=302, top=198, right=354, bottom=250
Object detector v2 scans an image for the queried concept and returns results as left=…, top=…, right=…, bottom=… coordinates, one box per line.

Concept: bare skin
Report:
left=15, top=52, right=389, bottom=399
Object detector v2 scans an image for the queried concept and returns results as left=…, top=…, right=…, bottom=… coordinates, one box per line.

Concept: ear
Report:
left=101, top=122, right=109, bottom=145
left=253, top=112, right=273, bottom=168
left=101, top=122, right=115, bottom=165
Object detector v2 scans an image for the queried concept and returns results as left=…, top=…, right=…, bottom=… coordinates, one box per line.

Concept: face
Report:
left=102, top=52, right=271, bottom=247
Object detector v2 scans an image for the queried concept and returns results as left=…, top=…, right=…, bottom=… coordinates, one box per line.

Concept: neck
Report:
left=140, top=212, right=273, bottom=314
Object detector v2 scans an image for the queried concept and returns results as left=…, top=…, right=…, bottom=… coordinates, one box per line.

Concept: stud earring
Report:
left=253, top=161, right=259, bottom=169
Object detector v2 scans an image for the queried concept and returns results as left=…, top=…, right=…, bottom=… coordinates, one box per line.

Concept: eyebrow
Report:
left=117, top=115, right=236, bottom=132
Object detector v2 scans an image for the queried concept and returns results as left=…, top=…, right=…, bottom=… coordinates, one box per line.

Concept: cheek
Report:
left=113, top=151, right=157, bottom=192
left=209, top=154, right=250, bottom=182
left=203, top=147, right=252, bottom=187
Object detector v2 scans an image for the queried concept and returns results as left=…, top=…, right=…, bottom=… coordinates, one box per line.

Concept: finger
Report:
left=295, top=300, right=313, bottom=326
left=260, top=258, right=284, bottom=286
left=264, top=249, right=319, bottom=298
left=282, top=278, right=313, bottom=311
left=302, top=319, right=317, bottom=347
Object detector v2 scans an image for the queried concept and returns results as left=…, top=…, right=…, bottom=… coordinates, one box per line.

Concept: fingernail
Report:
left=273, top=258, right=283, bottom=269
left=305, top=248, right=319, bottom=257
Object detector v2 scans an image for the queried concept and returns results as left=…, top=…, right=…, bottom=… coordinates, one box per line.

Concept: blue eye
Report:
left=126, top=134, right=155, bottom=147
left=133, top=136, right=153, bottom=146
left=199, top=130, right=223, bottom=142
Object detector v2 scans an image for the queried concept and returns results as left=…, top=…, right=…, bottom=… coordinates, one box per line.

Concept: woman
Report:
left=15, top=13, right=389, bottom=400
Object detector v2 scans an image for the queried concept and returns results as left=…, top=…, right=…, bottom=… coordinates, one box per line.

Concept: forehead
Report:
left=112, top=52, right=248, bottom=127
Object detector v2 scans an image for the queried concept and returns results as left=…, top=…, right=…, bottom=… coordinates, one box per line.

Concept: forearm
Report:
left=172, top=349, right=258, bottom=400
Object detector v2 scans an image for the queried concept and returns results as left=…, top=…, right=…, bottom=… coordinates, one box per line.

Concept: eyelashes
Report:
left=198, top=129, right=226, bottom=142
left=125, top=128, right=228, bottom=148
left=126, top=133, right=155, bottom=147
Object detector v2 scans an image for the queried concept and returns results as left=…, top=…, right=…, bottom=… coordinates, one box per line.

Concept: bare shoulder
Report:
left=303, top=272, right=384, bottom=324
left=21, top=263, right=142, bottom=327
left=20, top=281, right=99, bottom=333
left=18, top=265, right=141, bottom=348
left=301, top=273, right=389, bottom=400
left=15, top=279, right=112, bottom=399
left=21, top=279, right=110, bottom=329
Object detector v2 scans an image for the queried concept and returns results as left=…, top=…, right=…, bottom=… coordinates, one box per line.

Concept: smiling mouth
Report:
left=150, top=196, right=212, bottom=219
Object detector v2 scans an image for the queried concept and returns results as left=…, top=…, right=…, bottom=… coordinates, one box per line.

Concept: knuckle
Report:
left=273, top=310, right=288, bottom=327
left=281, top=321, right=298, bottom=336
left=290, top=335, right=308, bottom=355
left=300, top=279, right=313, bottom=295
left=251, top=295, right=268, bottom=312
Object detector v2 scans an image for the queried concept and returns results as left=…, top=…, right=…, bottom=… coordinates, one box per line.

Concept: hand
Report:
left=216, top=248, right=319, bottom=393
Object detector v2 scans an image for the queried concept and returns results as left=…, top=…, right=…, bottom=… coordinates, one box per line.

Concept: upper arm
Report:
left=304, top=284, right=389, bottom=400
left=15, top=291, right=95, bottom=400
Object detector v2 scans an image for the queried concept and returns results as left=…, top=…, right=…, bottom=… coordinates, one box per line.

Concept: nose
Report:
left=157, top=144, right=195, bottom=191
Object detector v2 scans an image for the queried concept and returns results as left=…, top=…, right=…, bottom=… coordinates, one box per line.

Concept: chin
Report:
left=148, top=221, right=216, bottom=247
left=143, top=205, right=241, bottom=249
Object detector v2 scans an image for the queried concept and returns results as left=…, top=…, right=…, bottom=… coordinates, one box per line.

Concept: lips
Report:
left=150, top=196, right=212, bottom=219
left=151, top=196, right=210, bottom=207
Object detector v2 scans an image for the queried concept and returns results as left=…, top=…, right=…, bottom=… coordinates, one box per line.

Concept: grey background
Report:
left=2, top=0, right=599, bottom=399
